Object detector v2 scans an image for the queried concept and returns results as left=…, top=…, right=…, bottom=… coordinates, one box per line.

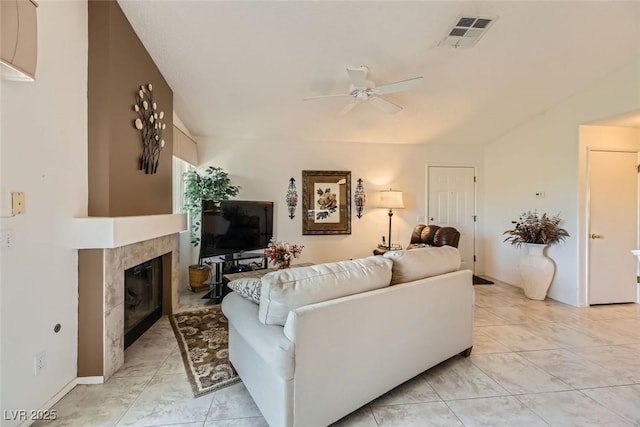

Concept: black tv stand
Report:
left=226, top=264, right=253, bottom=273
left=201, top=252, right=268, bottom=303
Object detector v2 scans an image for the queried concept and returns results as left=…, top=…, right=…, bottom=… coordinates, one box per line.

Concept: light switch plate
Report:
left=11, top=192, right=25, bottom=215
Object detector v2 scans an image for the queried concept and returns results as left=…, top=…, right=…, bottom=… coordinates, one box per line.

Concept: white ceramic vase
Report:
left=518, top=243, right=555, bottom=300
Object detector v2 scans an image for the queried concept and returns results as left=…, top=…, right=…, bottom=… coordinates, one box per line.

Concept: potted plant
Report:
left=183, top=166, right=241, bottom=290
left=503, top=211, right=569, bottom=300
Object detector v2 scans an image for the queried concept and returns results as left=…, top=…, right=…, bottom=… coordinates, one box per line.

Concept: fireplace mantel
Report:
left=72, top=214, right=187, bottom=249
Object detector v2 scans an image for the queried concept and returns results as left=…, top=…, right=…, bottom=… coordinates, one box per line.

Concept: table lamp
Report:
left=378, top=189, right=405, bottom=250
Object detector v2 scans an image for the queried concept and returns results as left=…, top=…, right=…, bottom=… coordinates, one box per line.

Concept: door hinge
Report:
left=473, top=215, right=477, bottom=222
left=473, top=255, right=477, bottom=262
left=474, top=176, right=477, bottom=183
left=637, top=164, right=640, bottom=173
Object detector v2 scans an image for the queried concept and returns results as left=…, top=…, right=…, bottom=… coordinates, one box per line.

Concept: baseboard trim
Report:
left=17, top=376, right=105, bottom=426
left=41, top=378, right=77, bottom=408
left=19, top=378, right=78, bottom=426
left=76, top=376, right=104, bottom=385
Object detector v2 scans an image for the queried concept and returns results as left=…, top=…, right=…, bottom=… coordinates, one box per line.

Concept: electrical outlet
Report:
left=11, top=192, right=25, bottom=215
left=34, top=351, right=46, bottom=375
left=1, top=229, right=13, bottom=251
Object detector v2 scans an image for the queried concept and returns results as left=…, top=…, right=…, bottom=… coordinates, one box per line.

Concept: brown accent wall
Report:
left=88, top=0, right=173, bottom=216
left=78, top=249, right=104, bottom=377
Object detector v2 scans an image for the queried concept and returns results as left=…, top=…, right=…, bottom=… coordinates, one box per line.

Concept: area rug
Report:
left=169, top=306, right=240, bottom=397
left=473, top=275, right=494, bottom=285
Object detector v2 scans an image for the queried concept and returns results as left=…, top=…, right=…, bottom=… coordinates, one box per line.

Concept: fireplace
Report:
left=124, top=256, right=163, bottom=348
left=75, top=215, right=187, bottom=382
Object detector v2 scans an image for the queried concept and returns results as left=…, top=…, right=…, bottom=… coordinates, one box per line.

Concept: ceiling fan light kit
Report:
left=304, top=66, right=424, bottom=115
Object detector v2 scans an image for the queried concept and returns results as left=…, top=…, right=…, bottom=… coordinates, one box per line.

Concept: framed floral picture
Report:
left=302, top=170, right=351, bottom=235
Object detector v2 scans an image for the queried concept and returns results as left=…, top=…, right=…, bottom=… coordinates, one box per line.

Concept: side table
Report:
left=372, top=246, right=403, bottom=256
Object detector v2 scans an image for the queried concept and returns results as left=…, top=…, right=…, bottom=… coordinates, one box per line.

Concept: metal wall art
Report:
left=286, top=177, right=298, bottom=219
left=302, top=170, right=351, bottom=235
left=133, top=83, right=166, bottom=174
left=354, top=178, right=366, bottom=218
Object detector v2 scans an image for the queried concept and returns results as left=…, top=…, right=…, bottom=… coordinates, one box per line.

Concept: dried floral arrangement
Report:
left=503, top=211, right=570, bottom=247
left=265, top=239, right=304, bottom=269
left=133, top=83, right=166, bottom=174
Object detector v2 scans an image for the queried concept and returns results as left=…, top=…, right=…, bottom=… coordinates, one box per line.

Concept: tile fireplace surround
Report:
left=73, top=214, right=187, bottom=381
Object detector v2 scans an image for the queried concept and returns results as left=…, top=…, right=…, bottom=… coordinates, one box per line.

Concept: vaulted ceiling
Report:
left=118, top=1, right=640, bottom=145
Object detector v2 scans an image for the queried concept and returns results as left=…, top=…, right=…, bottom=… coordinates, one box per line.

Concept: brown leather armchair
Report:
left=406, top=224, right=460, bottom=249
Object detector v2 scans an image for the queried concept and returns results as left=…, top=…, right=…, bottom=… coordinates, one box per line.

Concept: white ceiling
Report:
left=117, top=1, right=640, bottom=145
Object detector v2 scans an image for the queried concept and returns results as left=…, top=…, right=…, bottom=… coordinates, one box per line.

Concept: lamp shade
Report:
left=378, top=190, right=405, bottom=209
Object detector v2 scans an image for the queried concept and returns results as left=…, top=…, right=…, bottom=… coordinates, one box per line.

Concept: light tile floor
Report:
left=36, top=280, right=640, bottom=427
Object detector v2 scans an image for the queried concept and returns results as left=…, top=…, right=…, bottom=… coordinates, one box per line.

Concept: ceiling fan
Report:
left=304, top=66, right=424, bottom=115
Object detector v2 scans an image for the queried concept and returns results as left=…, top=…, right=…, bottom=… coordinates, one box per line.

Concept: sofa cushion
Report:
left=258, top=256, right=393, bottom=326
left=383, top=246, right=461, bottom=285
left=227, top=278, right=262, bottom=304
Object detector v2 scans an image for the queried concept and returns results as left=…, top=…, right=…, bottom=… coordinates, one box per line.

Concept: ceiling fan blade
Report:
left=369, top=96, right=403, bottom=114
left=346, top=66, right=369, bottom=88
left=339, top=101, right=358, bottom=116
left=372, top=77, right=424, bottom=95
left=303, top=93, right=352, bottom=101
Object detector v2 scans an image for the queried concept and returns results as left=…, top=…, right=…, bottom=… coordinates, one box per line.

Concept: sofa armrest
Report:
left=222, top=292, right=295, bottom=380
left=434, top=226, right=460, bottom=248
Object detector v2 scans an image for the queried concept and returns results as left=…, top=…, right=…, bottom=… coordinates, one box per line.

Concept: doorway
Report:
left=427, top=166, right=476, bottom=272
left=587, top=150, right=638, bottom=304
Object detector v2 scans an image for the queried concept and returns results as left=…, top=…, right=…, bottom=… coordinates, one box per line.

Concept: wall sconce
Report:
left=354, top=178, right=366, bottom=218
left=286, top=177, right=298, bottom=219
left=378, top=189, right=405, bottom=250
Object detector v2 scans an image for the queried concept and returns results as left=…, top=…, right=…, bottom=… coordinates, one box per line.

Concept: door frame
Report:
left=425, top=164, right=478, bottom=273
left=579, top=143, right=640, bottom=306
left=586, top=149, right=639, bottom=304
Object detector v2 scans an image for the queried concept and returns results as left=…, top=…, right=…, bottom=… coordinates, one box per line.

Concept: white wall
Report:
left=198, top=138, right=427, bottom=264
left=484, top=57, right=640, bottom=306
left=0, top=1, right=87, bottom=422
left=195, top=139, right=488, bottom=269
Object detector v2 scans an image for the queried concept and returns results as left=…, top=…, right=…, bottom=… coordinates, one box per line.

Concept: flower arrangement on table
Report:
left=503, top=211, right=570, bottom=247
left=265, top=239, right=304, bottom=269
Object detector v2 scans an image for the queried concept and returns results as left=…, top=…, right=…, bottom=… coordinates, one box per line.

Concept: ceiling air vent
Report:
left=438, top=15, right=497, bottom=48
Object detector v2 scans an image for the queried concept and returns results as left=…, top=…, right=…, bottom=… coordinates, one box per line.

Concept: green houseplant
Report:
left=184, top=166, right=241, bottom=247
left=183, top=166, right=240, bottom=290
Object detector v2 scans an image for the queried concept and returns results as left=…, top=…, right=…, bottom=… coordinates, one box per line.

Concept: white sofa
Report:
left=221, top=247, right=474, bottom=427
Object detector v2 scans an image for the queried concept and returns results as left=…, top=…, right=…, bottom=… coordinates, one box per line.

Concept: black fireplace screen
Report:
left=124, top=256, right=163, bottom=348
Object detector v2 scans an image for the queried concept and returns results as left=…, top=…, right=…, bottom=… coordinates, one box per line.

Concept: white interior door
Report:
left=428, top=166, right=476, bottom=272
left=588, top=150, right=638, bottom=305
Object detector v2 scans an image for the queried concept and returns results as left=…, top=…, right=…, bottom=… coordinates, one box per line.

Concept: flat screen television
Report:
left=200, top=200, right=274, bottom=259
